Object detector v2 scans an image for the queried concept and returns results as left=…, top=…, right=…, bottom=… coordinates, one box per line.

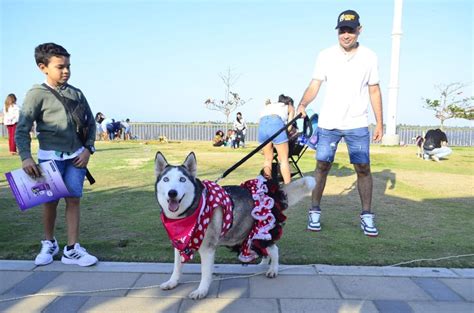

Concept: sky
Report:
left=1, top=0, right=473, bottom=126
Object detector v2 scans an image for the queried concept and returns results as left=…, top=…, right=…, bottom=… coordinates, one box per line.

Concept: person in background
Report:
left=213, top=130, right=225, bottom=147
left=95, top=112, right=105, bottom=124
left=110, top=120, right=122, bottom=139
left=423, top=128, right=452, bottom=162
left=297, top=9, right=383, bottom=236
left=95, top=112, right=107, bottom=141
left=100, top=116, right=114, bottom=140
left=258, top=94, right=295, bottom=184
left=226, top=129, right=235, bottom=147
left=15, top=42, right=98, bottom=266
left=232, top=129, right=241, bottom=149
left=4, top=93, right=20, bottom=155
left=233, top=112, right=247, bottom=148
left=121, top=118, right=131, bottom=140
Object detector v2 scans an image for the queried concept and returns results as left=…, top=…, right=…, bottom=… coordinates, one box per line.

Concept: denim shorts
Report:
left=316, top=127, right=370, bottom=164
left=39, top=159, right=86, bottom=198
left=258, top=115, right=288, bottom=145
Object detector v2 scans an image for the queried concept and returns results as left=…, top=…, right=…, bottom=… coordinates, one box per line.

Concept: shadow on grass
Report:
left=301, top=162, right=392, bottom=180
left=330, top=162, right=356, bottom=177
left=335, top=168, right=396, bottom=195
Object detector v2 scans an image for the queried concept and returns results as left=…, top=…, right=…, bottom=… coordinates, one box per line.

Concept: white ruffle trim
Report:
left=250, top=175, right=276, bottom=240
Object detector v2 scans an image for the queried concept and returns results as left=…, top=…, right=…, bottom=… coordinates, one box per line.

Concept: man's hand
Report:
left=369, top=84, right=383, bottom=143
left=297, top=105, right=307, bottom=118
left=73, top=149, right=91, bottom=168
left=372, top=124, right=383, bottom=142
left=22, top=158, right=41, bottom=178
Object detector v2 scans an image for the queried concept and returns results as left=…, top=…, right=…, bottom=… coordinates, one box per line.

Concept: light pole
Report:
left=383, top=0, right=403, bottom=145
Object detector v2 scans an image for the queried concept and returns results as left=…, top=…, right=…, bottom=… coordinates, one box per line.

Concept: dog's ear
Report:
left=155, top=152, right=168, bottom=177
left=182, top=152, right=197, bottom=178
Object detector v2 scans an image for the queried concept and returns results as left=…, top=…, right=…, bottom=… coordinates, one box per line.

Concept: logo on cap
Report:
left=339, top=14, right=356, bottom=22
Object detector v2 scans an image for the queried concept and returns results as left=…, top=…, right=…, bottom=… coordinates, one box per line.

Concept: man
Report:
left=297, top=10, right=383, bottom=237
left=423, top=128, right=452, bottom=162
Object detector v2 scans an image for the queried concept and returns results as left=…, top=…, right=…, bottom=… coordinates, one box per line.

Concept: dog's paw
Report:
left=188, top=288, right=208, bottom=300
left=160, top=279, right=178, bottom=290
left=266, top=268, right=279, bottom=278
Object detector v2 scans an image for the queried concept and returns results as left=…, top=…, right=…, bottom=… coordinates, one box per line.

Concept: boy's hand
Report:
left=22, top=158, right=41, bottom=178
left=73, top=149, right=91, bottom=168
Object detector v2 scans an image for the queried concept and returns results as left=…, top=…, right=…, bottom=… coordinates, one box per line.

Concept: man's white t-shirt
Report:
left=312, top=44, right=380, bottom=130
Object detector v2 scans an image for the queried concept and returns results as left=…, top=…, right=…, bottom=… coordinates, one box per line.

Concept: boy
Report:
left=15, top=43, right=98, bottom=266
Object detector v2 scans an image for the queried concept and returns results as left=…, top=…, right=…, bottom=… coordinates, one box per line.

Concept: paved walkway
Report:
left=0, top=260, right=472, bottom=313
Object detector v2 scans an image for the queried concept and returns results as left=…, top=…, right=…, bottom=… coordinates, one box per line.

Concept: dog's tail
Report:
left=282, top=177, right=316, bottom=207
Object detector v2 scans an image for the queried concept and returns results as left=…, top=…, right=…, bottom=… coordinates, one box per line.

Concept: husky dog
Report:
left=154, top=151, right=316, bottom=299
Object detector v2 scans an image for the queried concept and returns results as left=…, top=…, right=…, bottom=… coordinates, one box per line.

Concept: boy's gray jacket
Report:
left=15, top=83, right=96, bottom=161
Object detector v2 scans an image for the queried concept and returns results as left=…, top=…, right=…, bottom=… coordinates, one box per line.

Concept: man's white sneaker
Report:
left=360, top=213, right=379, bottom=237
left=307, top=210, right=321, bottom=232
left=61, top=243, right=98, bottom=267
left=35, top=239, right=59, bottom=266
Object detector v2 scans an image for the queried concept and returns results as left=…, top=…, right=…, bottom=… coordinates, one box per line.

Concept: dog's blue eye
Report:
left=179, top=177, right=186, bottom=182
left=163, top=177, right=169, bottom=182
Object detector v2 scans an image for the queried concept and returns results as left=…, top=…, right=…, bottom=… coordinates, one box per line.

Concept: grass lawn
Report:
left=1, top=138, right=473, bottom=267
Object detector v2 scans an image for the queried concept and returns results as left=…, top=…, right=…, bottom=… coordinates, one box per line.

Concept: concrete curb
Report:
left=0, top=260, right=470, bottom=278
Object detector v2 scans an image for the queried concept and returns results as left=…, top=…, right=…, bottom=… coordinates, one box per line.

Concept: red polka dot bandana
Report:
left=161, top=180, right=233, bottom=263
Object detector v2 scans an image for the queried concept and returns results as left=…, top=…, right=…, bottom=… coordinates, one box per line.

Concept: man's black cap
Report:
left=335, top=10, right=360, bottom=29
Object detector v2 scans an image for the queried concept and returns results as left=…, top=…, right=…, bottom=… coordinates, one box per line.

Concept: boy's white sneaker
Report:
left=61, top=243, right=98, bottom=267
left=35, top=239, right=59, bottom=266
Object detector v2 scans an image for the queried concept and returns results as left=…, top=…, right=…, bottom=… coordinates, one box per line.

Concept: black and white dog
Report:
left=154, top=151, right=315, bottom=299
left=413, top=135, right=424, bottom=158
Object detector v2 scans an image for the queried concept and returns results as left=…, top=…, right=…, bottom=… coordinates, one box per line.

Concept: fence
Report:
left=1, top=123, right=472, bottom=146
left=130, top=123, right=259, bottom=142
left=123, top=123, right=474, bottom=146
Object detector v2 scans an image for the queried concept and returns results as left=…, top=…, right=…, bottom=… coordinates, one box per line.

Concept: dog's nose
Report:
left=168, top=189, right=178, bottom=199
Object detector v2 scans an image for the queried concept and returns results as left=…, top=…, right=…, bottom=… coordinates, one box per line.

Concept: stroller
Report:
left=272, top=113, right=318, bottom=182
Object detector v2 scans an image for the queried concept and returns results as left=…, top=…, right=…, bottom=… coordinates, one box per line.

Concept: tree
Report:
left=204, top=67, right=251, bottom=128
left=423, top=82, right=474, bottom=129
